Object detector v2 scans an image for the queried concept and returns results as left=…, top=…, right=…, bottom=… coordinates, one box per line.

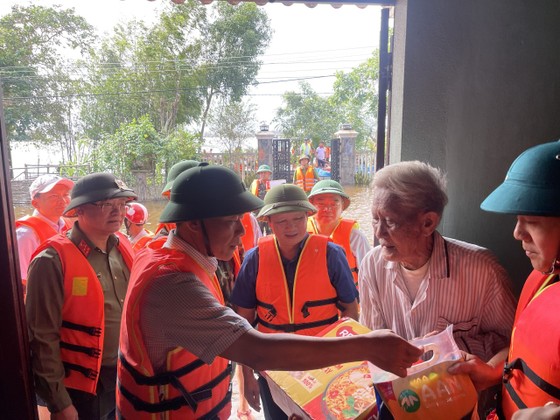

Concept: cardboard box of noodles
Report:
left=264, top=318, right=378, bottom=420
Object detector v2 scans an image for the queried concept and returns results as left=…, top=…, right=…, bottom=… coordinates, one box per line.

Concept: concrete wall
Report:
left=391, top=0, right=560, bottom=293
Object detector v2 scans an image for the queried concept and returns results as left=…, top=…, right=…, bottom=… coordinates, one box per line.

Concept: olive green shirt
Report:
left=25, top=223, right=130, bottom=413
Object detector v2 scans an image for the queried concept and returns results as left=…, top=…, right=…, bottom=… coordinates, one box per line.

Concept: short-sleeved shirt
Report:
left=359, top=231, right=517, bottom=361
left=139, top=231, right=253, bottom=371
left=230, top=234, right=358, bottom=309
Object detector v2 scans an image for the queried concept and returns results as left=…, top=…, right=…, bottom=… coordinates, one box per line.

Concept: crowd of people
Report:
left=14, top=139, right=560, bottom=420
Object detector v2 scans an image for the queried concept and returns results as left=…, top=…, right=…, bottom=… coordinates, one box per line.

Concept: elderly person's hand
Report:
left=448, top=349, right=506, bottom=391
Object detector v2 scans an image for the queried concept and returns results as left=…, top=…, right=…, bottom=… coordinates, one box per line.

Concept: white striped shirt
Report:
left=359, top=231, right=517, bottom=361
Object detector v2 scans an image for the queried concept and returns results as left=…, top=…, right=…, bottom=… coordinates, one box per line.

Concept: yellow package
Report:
left=370, top=326, right=477, bottom=420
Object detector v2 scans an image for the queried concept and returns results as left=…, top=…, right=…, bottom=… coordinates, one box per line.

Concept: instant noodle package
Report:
left=370, top=326, right=477, bottom=420
left=264, top=318, right=378, bottom=420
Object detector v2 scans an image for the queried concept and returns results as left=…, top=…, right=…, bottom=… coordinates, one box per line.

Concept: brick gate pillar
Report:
left=255, top=122, right=275, bottom=168
left=334, top=124, right=358, bottom=186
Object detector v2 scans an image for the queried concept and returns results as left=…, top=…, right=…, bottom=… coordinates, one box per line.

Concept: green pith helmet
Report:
left=308, top=179, right=351, bottom=211
left=298, top=154, right=310, bottom=163
left=481, top=140, right=560, bottom=216
left=159, top=163, right=264, bottom=223
left=64, top=173, right=137, bottom=217
left=256, top=164, right=272, bottom=174
left=257, top=184, right=317, bottom=219
left=161, top=160, right=200, bottom=196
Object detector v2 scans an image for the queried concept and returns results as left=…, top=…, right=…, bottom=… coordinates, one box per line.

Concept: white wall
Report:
left=390, top=0, right=560, bottom=293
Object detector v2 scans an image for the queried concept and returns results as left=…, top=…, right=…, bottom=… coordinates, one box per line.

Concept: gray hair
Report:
left=372, top=161, right=448, bottom=217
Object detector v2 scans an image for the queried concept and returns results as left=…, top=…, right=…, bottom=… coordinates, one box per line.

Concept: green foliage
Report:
left=0, top=4, right=95, bottom=157
left=158, top=129, right=202, bottom=184
left=274, top=52, right=380, bottom=152
left=94, top=115, right=163, bottom=185
left=209, top=99, right=256, bottom=156
left=274, top=82, right=340, bottom=149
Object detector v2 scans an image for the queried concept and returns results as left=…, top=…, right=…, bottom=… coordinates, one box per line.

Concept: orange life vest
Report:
left=255, top=235, right=339, bottom=336
left=131, top=230, right=154, bottom=254
left=294, top=166, right=317, bottom=192
left=251, top=179, right=270, bottom=200
left=307, top=218, right=359, bottom=287
left=16, top=215, right=71, bottom=243
left=117, top=246, right=232, bottom=420
left=32, top=233, right=133, bottom=395
left=500, top=271, right=560, bottom=419
left=240, top=213, right=256, bottom=253
left=154, top=222, right=176, bottom=236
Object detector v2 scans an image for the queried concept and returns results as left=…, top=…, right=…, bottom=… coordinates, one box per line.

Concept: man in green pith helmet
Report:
left=250, top=164, right=272, bottom=200
left=117, top=163, right=422, bottom=419
left=230, top=183, right=360, bottom=419
left=307, top=179, right=371, bottom=289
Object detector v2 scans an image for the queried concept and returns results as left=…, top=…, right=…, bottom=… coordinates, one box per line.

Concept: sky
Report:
left=1, top=0, right=382, bottom=161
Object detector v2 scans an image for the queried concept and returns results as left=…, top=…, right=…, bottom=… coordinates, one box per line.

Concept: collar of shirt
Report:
left=68, top=221, right=119, bottom=256
left=32, top=209, right=66, bottom=233
left=130, top=228, right=149, bottom=244
left=164, top=229, right=218, bottom=273
left=385, top=231, right=450, bottom=279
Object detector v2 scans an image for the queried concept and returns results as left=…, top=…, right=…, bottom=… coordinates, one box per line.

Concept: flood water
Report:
left=13, top=185, right=375, bottom=245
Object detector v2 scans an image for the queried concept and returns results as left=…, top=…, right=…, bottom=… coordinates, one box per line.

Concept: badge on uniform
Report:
left=72, top=277, right=88, bottom=296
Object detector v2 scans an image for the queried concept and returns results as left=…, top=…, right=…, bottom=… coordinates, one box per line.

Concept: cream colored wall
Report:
left=390, top=0, right=560, bottom=293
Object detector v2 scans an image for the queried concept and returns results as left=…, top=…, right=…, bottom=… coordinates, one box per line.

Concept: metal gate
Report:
left=330, top=138, right=340, bottom=182
left=272, top=138, right=292, bottom=183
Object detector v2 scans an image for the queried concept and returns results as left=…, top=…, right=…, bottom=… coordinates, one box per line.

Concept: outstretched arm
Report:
left=222, top=328, right=423, bottom=378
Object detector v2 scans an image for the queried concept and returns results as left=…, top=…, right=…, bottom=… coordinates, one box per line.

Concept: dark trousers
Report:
left=46, top=366, right=117, bottom=420
left=258, top=375, right=288, bottom=420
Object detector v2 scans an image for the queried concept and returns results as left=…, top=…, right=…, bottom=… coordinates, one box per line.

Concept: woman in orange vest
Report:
left=230, top=184, right=359, bottom=420
left=307, top=180, right=371, bottom=288
left=293, top=154, right=320, bottom=193
left=450, top=140, right=560, bottom=419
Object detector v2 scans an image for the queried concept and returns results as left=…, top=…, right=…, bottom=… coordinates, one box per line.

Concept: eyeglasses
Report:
left=89, top=200, right=128, bottom=214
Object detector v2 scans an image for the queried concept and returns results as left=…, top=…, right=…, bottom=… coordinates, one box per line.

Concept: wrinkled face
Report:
left=371, top=189, right=424, bottom=264
left=310, top=193, right=343, bottom=226
left=513, top=215, right=560, bottom=272
left=204, top=214, right=245, bottom=260
left=78, top=198, right=129, bottom=236
left=268, top=211, right=308, bottom=249
left=32, top=184, right=72, bottom=222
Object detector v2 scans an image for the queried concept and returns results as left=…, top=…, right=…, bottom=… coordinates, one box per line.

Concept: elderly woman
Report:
left=450, top=141, right=560, bottom=420
left=359, top=161, right=517, bottom=363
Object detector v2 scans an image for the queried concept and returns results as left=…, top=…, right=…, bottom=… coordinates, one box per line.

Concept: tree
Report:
left=93, top=115, right=163, bottom=185
left=274, top=82, right=340, bottom=150
left=209, top=99, right=256, bottom=164
left=197, top=2, right=271, bottom=140
left=0, top=5, right=95, bottom=162
left=330, top=51, right=379, bottom=150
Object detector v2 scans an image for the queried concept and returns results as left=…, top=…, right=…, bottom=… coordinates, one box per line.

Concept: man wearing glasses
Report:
left=26, top=172, right=136, bottom=420
left=16, top=174, right=74, bottom=292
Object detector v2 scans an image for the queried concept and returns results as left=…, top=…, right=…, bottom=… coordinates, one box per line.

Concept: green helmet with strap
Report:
left=256, top=164, right=272, bottom=174
left=481, top=140, right=560, bottom=216
left=308, top=179, right=351, bottom=211
left=159, top=163, right=264, bottom=222
left=257, top=184, right=316, bottom=219
left=161, top=160, right=200, bottom=196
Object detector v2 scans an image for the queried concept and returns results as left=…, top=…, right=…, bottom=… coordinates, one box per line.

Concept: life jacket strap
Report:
left=117, top=363, right=232, bottom=414
left=503, top=357, right=560, bottom=407
left=256, top=300, right=277, bottom=322
left=256, top=314, right=338, bottom=333
left=63, top=362, right=97, bottom=380
left=300, top=297, right=338, bottom=318
left=60, top=341, right=101, bottom=358
left=119, top=350, right=205, bottom=386
left=62, top=320, right=102, bottom=337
